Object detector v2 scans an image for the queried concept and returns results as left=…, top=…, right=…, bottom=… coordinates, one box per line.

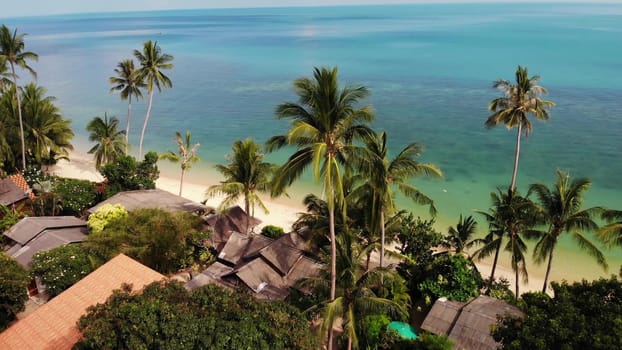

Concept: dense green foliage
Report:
left=0, top=252, right=29, bottom=330
left=30, top=244, right=95, bottom=297
left=260, top=224, right=285, bottom=239
left=75, top=281, right=318, bottom=350
left=87, top=203, right=128, bottom=233
left=98, top=151, right=159, bottom=197
left=54, top=177, right=98, bottom=216
left=419, top=254, right=483, bottom=305
left=84, top=208, right=208, bottom=273
left=493, top=277, right=622, bottom=350
left=86, top=113, right=126, bottom=170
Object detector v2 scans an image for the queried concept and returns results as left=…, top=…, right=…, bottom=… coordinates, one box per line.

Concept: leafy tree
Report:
left=53, top=177, right=98, bottom=216
left=30, top=179, right=62, bottom=216
left=30, top=244, right=95, bottom=297
left=75, top=281, right=318, bottom=350
left=86, top=113, right=126, bottom=170
left=0, top=203, right=30, bottom=233
left=485, top=66, right=555, bottom=192
left=0, top=25, right=38, bottom=170
left=98, top=151, right=159, bottom=198
left=0, top=86, right=16, bottom=167
left=133, top=40, right=173, bottom=158
left=0, top=56, right=14, bottom=92
left=84, top=208, right=207, bottom=273
left=207, top=138, right=275, bottom=234
left=87, top=203, right=128, bottom=233
left=418, top=254, right=483, bottom=305
left=493, top=277, right=622, bottom=350
left=441, top=214, right=480, bottom=257
left=109, top=58, right=145, bottom=151
left=267, top=68, right=374, bottom=349
left=0, top=252, right=29, bottom=331
left=260, top=224, right=285, bottom=239
left=528, top=170, right=607, bottom=293
left=355, top=131, right=442, bottom=268
left=159, top=130, right=200, bottom=196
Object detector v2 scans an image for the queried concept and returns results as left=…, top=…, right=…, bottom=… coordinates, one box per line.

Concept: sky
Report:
left=3, top=0, right=622, bottom=18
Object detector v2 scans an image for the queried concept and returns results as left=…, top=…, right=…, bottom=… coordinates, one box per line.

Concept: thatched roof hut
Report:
left=88, top=189, right=211, bottom=214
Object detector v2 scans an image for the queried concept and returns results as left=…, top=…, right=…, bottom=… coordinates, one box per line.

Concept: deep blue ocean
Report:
left=3, top=3, right=622, bottom=281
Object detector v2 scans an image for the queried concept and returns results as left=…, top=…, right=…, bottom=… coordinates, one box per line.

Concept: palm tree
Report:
left=267, top=67, right=374, bottom=348
left=0, top=57, right=15, bottom=92
left=474, top=189, right=539, bottom=298
left=0, top=86, right=17, bottom=167
left=86, top=113, right=127, bottom=170
left=109, top=59, right=145, bottom=152
left=20, top=83, right=74, bottom=169
left=160, top=131, right=200, bottom=196
left=354, top=131, right=441, bottom=268
left=598, top=209, right=622, bottom=247
left=300, top=230, right=409, bottom=350
left=442, top=214, right=480, bottom=257
left=207, top=138, right=275, bottom=234
left=0, top=25, right=38, bottom=170
left=528, top=170, right=607, bottom=293
left=485, top=66, right=555, bottom=192
left=133, top=40, right=173, bottom=158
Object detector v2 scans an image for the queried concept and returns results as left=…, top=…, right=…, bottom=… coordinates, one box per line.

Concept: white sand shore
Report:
left=51, top=150, right=545, bottom=294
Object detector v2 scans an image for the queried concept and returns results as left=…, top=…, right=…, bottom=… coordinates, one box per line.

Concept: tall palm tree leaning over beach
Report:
left=485, top=65, right=555, bottom=192
left=133, top=40, right=173, bottom=158
left=356, top=130, right=442, bottom=268
left=160, top=131, right=200, bottom=197
left=528, top=170, right=607, bottom=293
left=109, top=58, right=145, bottom=152
left=86, top=113, right=126, bottom=170
left=267, top=66, right=374, bottom=350
left=0, top=25, right=38, bottom=171
left=207, top=138, right=275, bottom=234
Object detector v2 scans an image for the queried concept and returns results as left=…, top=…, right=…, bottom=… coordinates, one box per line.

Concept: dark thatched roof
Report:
left=205, top=206, right=261, bottom=251
left=421, top=295, right=525, bottom=350
left=88, top=189, right=211, bottom=214
left=184, top=262, right=234, bottom=291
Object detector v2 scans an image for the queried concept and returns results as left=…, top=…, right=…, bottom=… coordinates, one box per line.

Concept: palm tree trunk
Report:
left=125, top=94, right=132, bottom=153
left=328, top=192, right=337, bottom=350
left=245, top=194, right=250, bottom=235
left=487, top=243, right=501, bottom=292
left=515, top=266, right=519, bottom=301
left=138, top=90, right=154, bottom=159
left=347, top=335, right=352, bottom=350
left=179, top=167, right=185, bottom=196
left=380, top=209, right=385, bottom=268
left=542, top=244, right=555, bottom=293
left=510, top=123, right=522, bottom=192
left=10, top=62, right=26, bottom=171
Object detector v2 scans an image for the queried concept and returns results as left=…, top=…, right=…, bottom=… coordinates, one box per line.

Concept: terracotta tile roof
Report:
left=7, top=173, right=34, bottom=199
left=0, top=254, right=165, bottom=350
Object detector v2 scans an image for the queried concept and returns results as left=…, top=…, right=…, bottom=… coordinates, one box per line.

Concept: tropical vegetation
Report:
left=160, top=130, right=200, bottom=196
left=109, top=58, right=145, bottom=151
left=86, top=113, right=126, bottom=169
left=30, top=244, right=95, bottom=297
left=0, top=252, right=29, bottom=331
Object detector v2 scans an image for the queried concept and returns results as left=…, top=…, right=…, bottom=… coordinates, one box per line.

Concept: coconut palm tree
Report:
left=207, top=138, right=275, bottom=234
left=20, top=83, right=74, bottom=169
left=86, top=113, right=127, bottom=170
left=598, top=209, right=622, bottom=247
left=109, top=59, right=145, bottom=152
left=300, top=230, right=409, bottom=350
left=441, top=214, right=480, bottom=257
left=528, top=170, right=607, bottom=293
left=133, top=40, right=173, bottom=158
left=485, top=66, right=555, bottom=192
left=0, top=57, right=15, bottom=92
left=0, top=25, right=38, bottom=170
left=0, top=86, right=17, bottom=167
left=474, top=188, right=539, bottom=298
left=160, top=131, right=200, bottom=196
left=267, top=67, right=374, bottom=347
left=355, top=131, right=441, bottom=268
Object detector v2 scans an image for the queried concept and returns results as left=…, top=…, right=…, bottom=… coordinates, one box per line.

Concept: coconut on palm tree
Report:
left=355, top=131, right=441, bottom=268
left=20, top=83, right=74, bottom=169
left=267, top=67, right=374, bottom=349
left=528, top=170, right=607, bottom=293
left=0, top=25, right=38, bottom=170
left=160, top=131, right=200, bottom=196
left=207, top=138, right=275, bottom=234
left=86, top=113, right=126, bottom=170
left=109, top=59, right=145, bottom=152
left=485, top=66, right=555, bottom=192
left=133, top=40, right=173, bottom=158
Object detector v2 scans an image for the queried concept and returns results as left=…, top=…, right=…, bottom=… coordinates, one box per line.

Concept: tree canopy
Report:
left=0, top=252, right=29, bottom=331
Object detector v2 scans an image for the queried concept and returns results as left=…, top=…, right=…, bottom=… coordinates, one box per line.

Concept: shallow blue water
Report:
left=3, top=3, right=622, bottom=279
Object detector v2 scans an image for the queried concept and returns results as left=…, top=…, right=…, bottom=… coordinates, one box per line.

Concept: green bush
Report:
left=54, top=178, right=98, bottom=216
left=30, top=244, right=95, bottom=297
left=0, top=253, right=30, bottom=331
left=99, top=152, right=159, bottom=198
left=87, top=203, right=128, bottom=233
left=260, top=225, right=285, bottom=239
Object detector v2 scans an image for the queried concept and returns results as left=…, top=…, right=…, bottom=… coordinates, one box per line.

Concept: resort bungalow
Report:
left=87, top=188, right=212, bottom=215
left=421, top=295, right=524, bottom=350
left=204, top=205, right=261, bottom=251
left=0, top=254, right=164, bottom=349
left=0, top=173, right=34, bottom=211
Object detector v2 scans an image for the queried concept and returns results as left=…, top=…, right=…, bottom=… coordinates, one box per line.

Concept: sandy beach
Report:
left=51, top=150, right=546, bottom=294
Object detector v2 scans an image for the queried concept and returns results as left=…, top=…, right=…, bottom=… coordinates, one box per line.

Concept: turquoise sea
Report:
left=3, top=3, right=622, bottom=282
